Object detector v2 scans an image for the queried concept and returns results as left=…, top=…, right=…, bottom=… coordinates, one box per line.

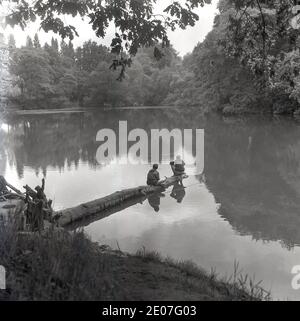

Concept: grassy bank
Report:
left=0, top=223, right=271, bottom=301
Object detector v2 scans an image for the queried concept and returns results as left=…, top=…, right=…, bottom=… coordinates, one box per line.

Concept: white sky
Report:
left=2, top=0, right=219, bottom=56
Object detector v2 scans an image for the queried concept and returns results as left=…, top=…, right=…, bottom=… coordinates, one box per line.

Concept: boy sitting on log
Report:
left=147, top=164, right=161, bottom=186
left=170, top=156, right=186, bottom=175
left=170, top=155, right=186, bottom=186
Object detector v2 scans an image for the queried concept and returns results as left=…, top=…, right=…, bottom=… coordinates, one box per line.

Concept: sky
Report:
left=2, top=0, right=219, bottom=56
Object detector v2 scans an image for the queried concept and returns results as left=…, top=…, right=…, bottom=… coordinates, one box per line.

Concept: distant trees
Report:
left=9, top=35, right=77, bottom=106
left=8, top=36, right=182, bottom=108
left=60, top=40, right=75, bottom=61
left=33, top=33, right=41, bottom=49
left=25, top=36, right=33, bottom=48
left=6, top=0, right=300, bottom=114
left=10, top=48, right=53, bottom=100
left=8, top=34, right=16, bottom=48
left=6, top=0, right=296, bottom=82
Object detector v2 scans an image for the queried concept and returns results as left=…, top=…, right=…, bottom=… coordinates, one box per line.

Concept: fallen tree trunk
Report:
left=65, top=194, right=148, bottom=230
left=55, top=174, right=188, bottom=227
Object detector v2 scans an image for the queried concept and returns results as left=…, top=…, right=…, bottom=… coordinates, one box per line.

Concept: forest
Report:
left=8, top=35, right=183, bottom=108
left=5, top=0, right=300, bottom=115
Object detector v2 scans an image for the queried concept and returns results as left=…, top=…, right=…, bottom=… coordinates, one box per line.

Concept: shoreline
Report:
left=1, top=105, right=300, bottom=118
left=1, top=106, right=183, bottom=116
left=0, top=224, right=270, bottom=301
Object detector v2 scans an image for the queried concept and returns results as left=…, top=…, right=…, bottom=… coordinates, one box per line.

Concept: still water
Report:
left=1, top=107, right=300, bottom=300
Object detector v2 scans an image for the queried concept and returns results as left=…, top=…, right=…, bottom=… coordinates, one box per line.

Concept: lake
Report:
left=1, top=107, right=300, bottom=300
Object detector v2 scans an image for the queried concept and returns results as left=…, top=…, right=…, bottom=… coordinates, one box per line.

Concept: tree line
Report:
left=7, top=34, right=182, bottom=108
left=6, top=0, right=300, bottom=114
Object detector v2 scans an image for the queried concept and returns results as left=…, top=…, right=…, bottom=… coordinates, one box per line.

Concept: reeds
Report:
left=135, top=249, right=271, bottom=301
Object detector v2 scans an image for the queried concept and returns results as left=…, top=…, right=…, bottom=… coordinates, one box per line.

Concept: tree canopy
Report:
left=4, top=0, right=211, bottom=55
left=4, top=0, right=300, bottom=114
left=7, top=33, right=182, bottom=108
left=3, top=1, right=299, bottom=77
left=164, top=0, right=300, bottom=114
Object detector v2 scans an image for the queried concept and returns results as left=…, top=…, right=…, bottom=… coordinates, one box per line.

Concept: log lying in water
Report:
left=55, top=174, right=188, bottom=227
left=65, top=194, right=148, bottom=230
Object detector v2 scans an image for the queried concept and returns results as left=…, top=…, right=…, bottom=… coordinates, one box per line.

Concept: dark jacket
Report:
left=147, top=169, right=160, bottom=186
left=175, top=162, right=185, bottom=173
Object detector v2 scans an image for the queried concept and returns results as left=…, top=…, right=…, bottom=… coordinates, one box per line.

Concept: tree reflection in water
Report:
left=1, top=109, right=300, bottom=249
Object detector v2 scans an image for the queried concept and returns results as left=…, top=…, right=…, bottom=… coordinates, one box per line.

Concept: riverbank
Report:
left=0, top=223, right=270, bottom=301
left=2, top=104, right=300, bottom=119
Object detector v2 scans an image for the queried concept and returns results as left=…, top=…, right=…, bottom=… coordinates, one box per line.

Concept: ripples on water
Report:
left=1, top=107, right=300, bottom=300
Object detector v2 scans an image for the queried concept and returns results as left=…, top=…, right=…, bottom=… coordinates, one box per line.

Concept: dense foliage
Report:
left=4, top=0, right=300, bottom=113
left=3, top=0, right=211, bottom=78
left=164, top=0, right=300, bottom=114
left=221, top=0, right=300, bottom=113
left=8, top=34, right=182, bottom=108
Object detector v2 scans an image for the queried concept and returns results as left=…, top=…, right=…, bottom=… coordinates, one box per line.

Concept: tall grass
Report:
left=0, top=221, right=271, bottom=301
left=0, top=222, right=120, bottom=300
left=135, top=248, right=271, bottom=301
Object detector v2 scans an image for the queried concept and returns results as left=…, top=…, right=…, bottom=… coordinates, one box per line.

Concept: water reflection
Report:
left=147, top=192, right=165, bottom=212
left=204, top=115, right=300, bottom=249
left=1, top=108, right=300, bottom=299
left=1, top=110, right=300, bottom=248
left=170, top=182, right=186, bottom=203
left=1, top=109, right=204, bottom=178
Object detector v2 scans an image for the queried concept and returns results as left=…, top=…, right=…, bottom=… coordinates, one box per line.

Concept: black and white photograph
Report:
left=1, top=0, right=300, bottom=309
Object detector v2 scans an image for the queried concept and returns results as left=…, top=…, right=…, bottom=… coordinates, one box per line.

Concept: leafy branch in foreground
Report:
left=222, top=1, right=298, bottom=81
left=215, top=0, right=300, bottom=109
left=2, top=0, right=211, bottom=78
